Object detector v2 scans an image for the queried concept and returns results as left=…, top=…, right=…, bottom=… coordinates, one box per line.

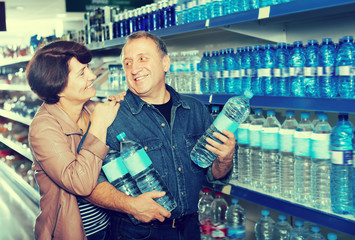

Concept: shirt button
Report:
left=144, top=146, right=148, bottom=150
left=181, top=192, right=184, bottom=196
left=178, top=167, right=182, bottom=172
left=147, top=105, right=150, bottom=108
left=161, top=123, right=165, bottom=127
left=172, top=146, right=176, bottom=149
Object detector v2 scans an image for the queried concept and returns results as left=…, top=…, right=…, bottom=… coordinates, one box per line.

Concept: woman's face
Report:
left=59, top=57, right=96, bottom=104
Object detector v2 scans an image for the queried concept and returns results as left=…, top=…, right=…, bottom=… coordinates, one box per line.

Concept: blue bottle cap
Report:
left=261, top=209, right=270, bottom=216
left=293, top=41, right=303, bottom=47
left=116, top=132, right=126, bottom=141
left=327, top=233, right=337, bottom=240
left=243, top=90, right=253, bottom=99
left=311, top=225, right=320, bottom=233
left=307, top=39, right=319, bottom=45
left=318, top=113, right=328, bottom=120
left=277, top=42, right=287, bottom=48
left=212, top=105, right=220, bottom=111
left=322, top=38, right=333, bottom=44
left=294, top=220, right=304, bottom=227
left=342, top=35, right=354, bottom=42
left=267, top=109, right=275, bottom=115
left=301, top=112, right=310, bottom=118
left=286, top=110, right=295, bottom=116
left=338, top=113, right=348, bottom=120
left=254, top=108, right=263, bottom=114
left=231, top=198, right=239, bottom=204
left=264, top=44, right=275, bottom=49
left=278, top=214, right=286, bottom=221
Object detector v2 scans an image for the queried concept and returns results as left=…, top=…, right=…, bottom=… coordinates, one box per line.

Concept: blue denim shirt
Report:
left=102, top=85, right=230, bottom=218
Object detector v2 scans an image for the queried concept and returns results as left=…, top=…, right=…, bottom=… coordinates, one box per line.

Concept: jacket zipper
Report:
left=51, top=204, right=61, bottom=239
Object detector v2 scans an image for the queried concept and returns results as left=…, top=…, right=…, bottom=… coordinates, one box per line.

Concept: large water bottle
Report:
left=279, top=110, right=298, bottom=199
left=225, top=48, right=240, bottom=94
left=209, top=50, right=219, bottom=94
left=317, top=38, right=337, bottom=98
left=254, top=209, right=275, bottom=240
left=211, top=192, right=228, bottom=240
left=310, top=113, right=331, bottom=210
left=251, top=45, right=263, bottom=96
left=190, top=91, right=253, bottom=168
left=226, top=198, right=246, bottom=240
left=250, top=108, right=266, bottom=189
left=305, top=226, right=325, bottom=240
left=336, top=36, right=355, bottom=99
left=200, top=51, right=211, bottom=94
left=272, top=214, right=292, bottom=240
left=289, top=41, right=306, bottom=97
left=241, top=46, right=253, bottom=93
left=294, top=112, right=314, bottom=203
left=261, top=109, right=281, bottom=194
left=327, top=233, right=338, bottom=240
left=289, top=220, right=310, bottom=240
left=260, top=44, right=276, bottom=96
left=237, top=114, right=253, bottom=185
left=330, top=113, right=354, bottom=214
left=217, top=49, right=226, bottom=93
left=198, top=187, right=215, bottom=240
left=304, top=40, right=319, bottom=98
left=117, top=132, right=177, bottom=212
left=274, top=42, right=290, bottom=97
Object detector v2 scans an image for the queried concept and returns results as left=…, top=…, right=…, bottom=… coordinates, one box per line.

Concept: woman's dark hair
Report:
left=26, top=41, right=92, bottom=104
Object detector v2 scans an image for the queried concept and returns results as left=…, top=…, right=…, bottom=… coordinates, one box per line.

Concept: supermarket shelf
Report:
left=0, top=84, right=31, bottom=92
left=210, top=180, right=355, bottom=236
left=0, top=56, right=32, bottom=68
left=0, top=109, right=32, bottom=126
left=0, top=136, right=33, bottom=162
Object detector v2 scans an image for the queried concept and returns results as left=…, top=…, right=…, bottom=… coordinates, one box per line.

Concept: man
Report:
left=87, top=31, right=235, bottom=240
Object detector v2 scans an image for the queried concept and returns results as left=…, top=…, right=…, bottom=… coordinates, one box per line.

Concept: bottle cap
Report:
left=301, top=112, right=310, bottom=118
left=202, top=187, right=211, bottom=193
left=231, top=198, right=239, bottom=204
left=267, top=109, right=275, bottom=116
left=116, top=132, right=126, bottom=141
left=294, top=220, right=304, bottom=227
left=318, top=113, right=327, bottom=120
left=261, top=209, right=270, bottom=216
left=254, top=108, right=263, bottom=114
left=286, top=110, right=294, bottom=116
left=278, top=214, right=286, bottom=221
left=310, top=225, right=320, bottom=233
left=327, top=233, right=337, bottom=240
left=215, top=191, right=223, bottom=196
left=338, top=113, right=348, bottom=121
left=243, top=90, right=253, bottom=99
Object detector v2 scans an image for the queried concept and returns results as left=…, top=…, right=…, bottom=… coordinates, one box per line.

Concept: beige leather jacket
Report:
left=29, top=102, right=109, bottom=240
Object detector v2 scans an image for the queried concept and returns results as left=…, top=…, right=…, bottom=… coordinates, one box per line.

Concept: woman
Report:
left=27, top=41, right=122, bottom=240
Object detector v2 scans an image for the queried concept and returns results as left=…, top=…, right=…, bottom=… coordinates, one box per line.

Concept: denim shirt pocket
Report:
left=185, top=133, right=205, bottom=174
left=140, top=138, right=168, bottom=178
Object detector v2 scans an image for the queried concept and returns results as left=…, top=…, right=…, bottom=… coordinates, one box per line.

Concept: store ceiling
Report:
left=0, top=0, right=83, bottom=47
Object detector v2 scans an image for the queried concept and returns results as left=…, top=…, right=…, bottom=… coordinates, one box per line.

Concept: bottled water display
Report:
left=251, top=45, right=263, bottom=96
left=211, top=192, right=228, bottom=240
left=289, top=41, right=306, bottom=97
left=254, top=209, right=275, bottom=240
left=303, top=40, right=319, bottom=98
left=279, top=110, right=298, bottom=199
left=260, top=44, right=276, bottom=96
left=274, top=43, right=290, bottom=97
left=289, top=220, right=310, bottom=240
left=305, top=226, right=325, bottom=240
left=261, top=109, right=280, bottom=193
left=250, top=108, right=265, bottom=189
left=310, top=113, right=331, bottom=210
left=117, top=132, right=177, bottom=212
left=330, top=113, right=354, bottom=214
left=237, top=114, right=253, bottom=185
left=198, top=188, right=215, bottom=240
left=226, top=198, right=246, bottom=240
left=272, top=214, right=292, bottom=240
left=294, top=112, right=313, bottom=203
left=190, top=91, right=253, bottom=168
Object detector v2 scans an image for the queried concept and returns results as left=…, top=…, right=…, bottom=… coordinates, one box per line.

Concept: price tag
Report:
left=258, top=7, right=270, bottom=19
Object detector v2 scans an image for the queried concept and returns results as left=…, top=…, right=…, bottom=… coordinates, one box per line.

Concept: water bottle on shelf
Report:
left=310, top=113, right=331, bottom=210
left=116, top=132, right=177, bottom=212
left=251, top=45, right=263, bottom=96
left=261, top=109, right=281, bottom=194
left=272, top=214, right=292, bottom=240
left=274, top=42, right=290, bottom=97
left=289, top=220, right=310, bottom=240
left=336, top=36, right=355, bottom=99
left=226, top=198, right=246, bottom=240
left=317, top=38, right=337, bottom=98
left=289, top=41, right=306, bottom=97
left=304, top=40, right=319, bottom=98
left=237, top=114, right=253, bottom=185
left=200, top=51, right=211, bottom=94
left=241, top=46, right=253, bottom=93
left=326, top=233, right=337, bottom=240
left=190, top=50, right=202, bottom=94
left=209, top=50, right=219, bottom=94
left=211, top=191, right=228, bottom=240
left=260, top=44, right=276, bottom=96
left=255, top=209, right=275, bottom=240
left=250, top=108, right=266, bottom=189
left=311, top=111, right=323, bottom=127
left=294, top=112, right=314, bottom=203
left=190, top=91, right=253, bottom=168
left=279, top=110, right=298, bottom=199
left=217, top=49, right=226, bottom=93
left=211, top=105, right=221, bottom=120
left=305, top=226, right=325, bottom=240
left=198, top=187, right=215, bottom=240
left=330, top=113, right=354, bottom=214
left=225, top=48, right=240, bottom=94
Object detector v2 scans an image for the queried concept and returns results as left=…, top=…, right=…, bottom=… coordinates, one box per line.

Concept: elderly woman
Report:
left=27, top=41, right=121, bottom=240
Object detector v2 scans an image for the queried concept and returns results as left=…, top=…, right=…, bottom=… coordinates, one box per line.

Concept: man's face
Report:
left=122, top=37, right=170, bottom=100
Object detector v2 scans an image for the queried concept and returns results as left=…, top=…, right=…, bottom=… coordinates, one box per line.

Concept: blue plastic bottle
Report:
left=190, top=91, right=253, bottom=168
left=237, top=114, right=253, bottom=185
left=260, top=44, right=276, bottom=96
left=289, top=41, right=306, bottom=97
left=274, top=43, right=290, bottom=97
left=217, top=49, right=226, bottom=93
left=272, top=214, right=292, bottom=240
left=254, top=209, right=275, bottom=240
left=317, top=38, right=337, bottom=98
left=330, top=113, right=354, bottom=214
left=226, top=198, right=246, bottom=240
left=209, top=50, right=219, bottom=94
left=289, top=220, right=310, bottom=240
left=304, top=40, right=319, bottom=98
left=226, top=48, right=242, bottom=95
left=200, top=51, right=211, bottom=94
left=241, top=46, right=253, bottom=93
left=305, top=226, right=325, bottom=240
left=251, top=45, right=263, bottom=96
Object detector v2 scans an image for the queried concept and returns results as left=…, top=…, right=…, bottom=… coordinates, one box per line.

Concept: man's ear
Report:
left=163, top=55, right=171, bottom=72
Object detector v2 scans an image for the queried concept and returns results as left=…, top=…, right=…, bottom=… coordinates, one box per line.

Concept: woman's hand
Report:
left=108, top=91, right=126, bottom=102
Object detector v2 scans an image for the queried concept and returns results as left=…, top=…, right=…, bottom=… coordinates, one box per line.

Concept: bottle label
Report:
left=304, top=67, right=317, bottom=77
left=216, top=71, right=221, bottom=78
left=211, top=224, right=227, bottom=239
left=336, top=65, right=352, bottom=76
left=261, top=128, right=279, bottom=149
left=223, top=70, right=230, bottom=78
left=237, top=123, right=250, bottom=145
left=257, top=68, right=272, bottom=77
left=331, top=150, right=353, bottom=165
left=249, top=125, right=262, bottom=147
left=213, top=113, right=239, bottom=135
left=294, top=131, right=312, bottom=156
left=279, top=129, right=295, bottom=152
left=230, top=70, right=240, bottom=78
left=227, top=226, right=246, bottom=238
left=289, top=67, right=304, bottom=77
left=200, top=221, right=212, bottom=235
left=310, top=133, right=331, bottom=159
left=273, top=68, right=281, bottom=77
left=123, top=149, right=153, bottom=176
left=102, top=156, right=127, bottom=182
left=317, top=66, right=335, bottom=76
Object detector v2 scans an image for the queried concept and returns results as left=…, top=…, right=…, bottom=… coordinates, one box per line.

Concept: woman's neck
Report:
left=56, top=101, right=89, bottom=131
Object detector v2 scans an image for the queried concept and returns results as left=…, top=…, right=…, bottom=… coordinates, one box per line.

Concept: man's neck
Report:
left=139, top=88, right=171, bottom=105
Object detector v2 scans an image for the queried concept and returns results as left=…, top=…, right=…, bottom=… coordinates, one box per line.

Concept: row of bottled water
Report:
left=197, top=188, right=338, bottom=240
left=236, top=108, right=354, bottom=216
left=199, top=36, right=355, bottom=98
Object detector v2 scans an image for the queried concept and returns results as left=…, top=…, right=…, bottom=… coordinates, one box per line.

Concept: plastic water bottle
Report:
left=261, top=109, right=281, bottom=194
left=254, top=209, right=275, bottom=240
left=311, top=111, right=323, bottom=127
left=260, top=44, right=276, bottom=96
left=294, top=112, right=314, bottom=203
left=274, top=42, right=290, bottom=97
left=226, top=198, right=246, bottom=240
left=305, top=226, right=325, bottom=240
left=272, top=214, right=292, bottom=240
left=304, top=40, right=319, bottom=98
left=211, top=105, right=221, bottom=120
left=317, top=38, right=337, bottom=98
left=198, top=187, right=215, bottom=240
left=117, top=132, right=177, bottom=212
left=225, top=48, right=240, bottom=94
left=289, top=220, right=310, bottom=240
left=336, top=36, right=355, bottom=99
left=289, top=41, right=306, bottom=97
left=241, top=46, right=253, bottom=93
left=279, top=110, right=298, bottom=199
left=250, top=108, right=265, bottom=189
left=200, top=51, right=211, bottom=94
left=327, top=233, right=337, bottom=240
left=237, top=114, right=253, bottom=185
left=330, top=113, right=354, bottom=214
left=310, top=113, right=331, bottom=210
left=209, top=50, right=219, bottom=94
left=217, top=49, right=226, bottom=93
left=211, top=192, right=228, bottom=240
left=190, top=91, right=253, bottom=168
left=251, top=45, right=263, bottom=96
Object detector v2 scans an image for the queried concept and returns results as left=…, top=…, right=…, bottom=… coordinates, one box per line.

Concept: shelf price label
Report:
left=258, top=7, right=270, bottom=19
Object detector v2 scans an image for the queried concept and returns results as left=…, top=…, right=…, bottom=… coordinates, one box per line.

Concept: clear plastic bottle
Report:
left=274, top=42, right=290, bottom=97
left=279, top=110, right=298, bottom=199
left=260, top=44, right=276, bottom=96
left=289, top=41, right=306, bottom=97
left=211, top=192, right=228, bottom=240
left=326, top=233, right=337, bottom=240
left=190, top=91, right=253, bottom=168
left=254, top=209, right=275, bottom=240
left=211, top=105, right=221, bottom=120
left=272, top=214, right=292, bottom=240
left=241, top=46, right=253, bottom=93
left=330, top=113, right=354, bottom=214
left=310, top=113, right=331, bottom=210
left=216, top=49, right=226, bottom=94
left=209, top=50, right=219, bottom=94
left=294, top=112, right=314, bottom=203
left=200, top=51, right=211, bottom=94
left=250, top=108, right=266, bottom=189
left=305, top=226, right=325, bottom=240
left=198, top=188, right=215, bottom=240
left=311, top=111, right=323, bottom=128
left=304, top=40, right=319, bottom=98
left=261, top=109, right=281, bottom=194
left=226, top=198, right=246, bottom=240
left=225, top=48, right=239, bottom=94
left=289, top=220, right=310, bottom=240
left=117, top=132, right=177, bottom=212
left=251, top=45, right=263, bottom=96
left=237, top=114, right=253, bottom=185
